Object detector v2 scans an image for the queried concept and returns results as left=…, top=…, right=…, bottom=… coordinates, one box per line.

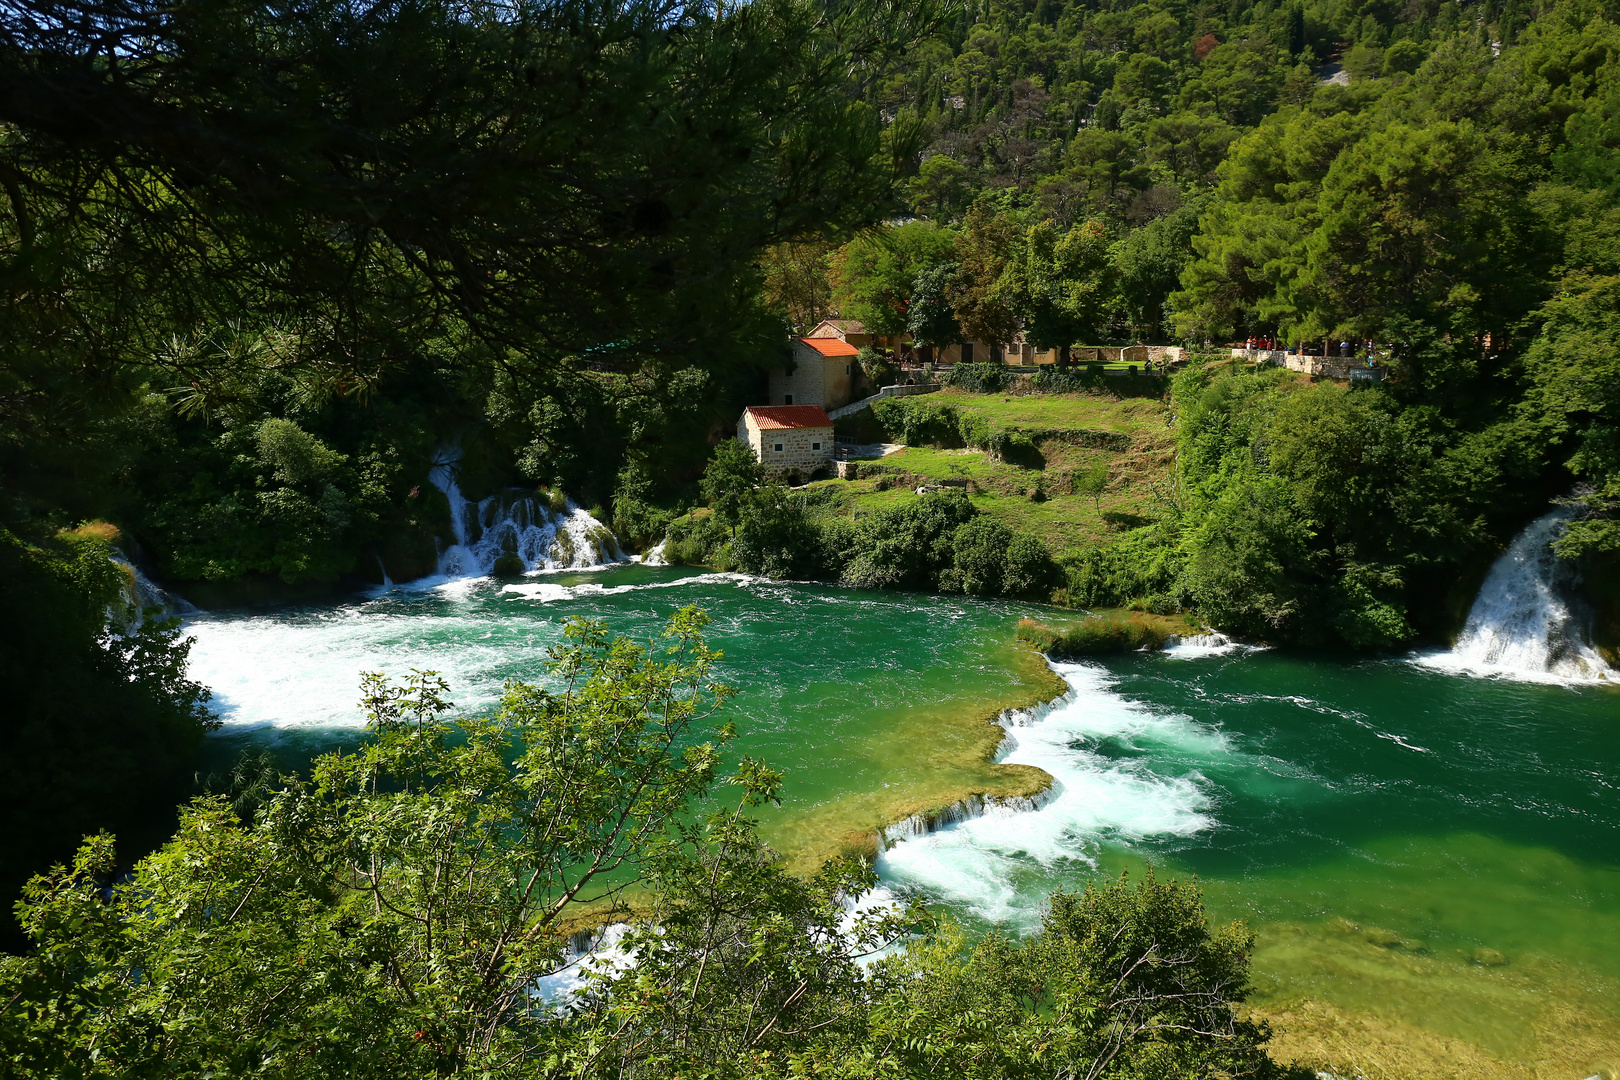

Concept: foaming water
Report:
left=499, top=572, right=752, bottom=603
left=185, top=571, right=762, bottom=734
left=1162, top=632, right=1259, bottom=660
left=1415, top=507, right=1615, bottom=685
left=876, top=661, right=1229, bottom=927
left=532, top=924, right=635, bottom=1009
left=427, top=447, right=623, bottom=579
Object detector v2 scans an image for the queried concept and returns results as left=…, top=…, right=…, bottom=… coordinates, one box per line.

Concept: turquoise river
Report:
left=185, top=563, right=1620, bottom=1078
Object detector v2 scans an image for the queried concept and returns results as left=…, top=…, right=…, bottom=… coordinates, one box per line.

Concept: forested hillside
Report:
left=748, top=0, right=1620, bottom=652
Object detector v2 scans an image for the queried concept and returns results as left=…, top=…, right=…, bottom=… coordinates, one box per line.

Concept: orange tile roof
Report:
left=800, top=336, right=859, bottom=358
left=744, top=405, right=833, bottom=430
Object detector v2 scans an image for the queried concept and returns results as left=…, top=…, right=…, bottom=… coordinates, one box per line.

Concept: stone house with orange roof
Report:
left=737, top=405, right=835, bottom=477
left=770, top=336, right=858, bottom=410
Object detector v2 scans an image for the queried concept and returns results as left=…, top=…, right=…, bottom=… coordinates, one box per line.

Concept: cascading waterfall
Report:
left=879, top=788, right=1058, bottom=849
left=110, top=553, right=196, bottom=627
left=1431, top=507, right=1614, bottom=681
left=427, top=448, right=623, bottom=578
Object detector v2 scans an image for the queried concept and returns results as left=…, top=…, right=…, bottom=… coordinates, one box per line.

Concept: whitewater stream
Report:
left=178, top=501, right=1620, bottom=1073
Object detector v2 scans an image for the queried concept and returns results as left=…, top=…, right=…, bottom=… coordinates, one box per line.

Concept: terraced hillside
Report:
left=815, top=387, right=1176, bottom=557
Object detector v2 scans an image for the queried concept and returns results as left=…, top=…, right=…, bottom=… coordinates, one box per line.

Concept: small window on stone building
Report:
left=845, top=364, right=850, bottom=375
left=812, top=442, right=821, bottom=450
left=773, top=443, right=784, bottom=453
left=784, top=394, right=793, bottom=405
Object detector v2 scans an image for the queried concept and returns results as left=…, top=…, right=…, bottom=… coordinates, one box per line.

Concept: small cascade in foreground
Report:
left=1438, top=507, right=1613, bottom=682
left=427, top=448, right=623, bottom=578
left=879, top=788, right=1058, bottom=849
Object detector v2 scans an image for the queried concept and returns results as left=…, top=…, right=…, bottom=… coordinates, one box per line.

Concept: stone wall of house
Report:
left=818, top=355, right=853, bottom=410
left=768, top=353, right=828, bottom=406
left=738, top=423, right=833, bottom=475
left=769, top=347, right=855, bottom=409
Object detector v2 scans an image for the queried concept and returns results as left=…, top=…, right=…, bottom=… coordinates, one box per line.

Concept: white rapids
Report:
left=875, top=660, right=1231, bottom=928
left=1417, top=507, right=1614, bottom=684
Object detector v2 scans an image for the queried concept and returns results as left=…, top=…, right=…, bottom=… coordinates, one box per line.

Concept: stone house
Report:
left=805, top=318, right=915, bottom=354
left=737, top=405, right=835, bottom=478
left=769, top=336, right=858, bottom=410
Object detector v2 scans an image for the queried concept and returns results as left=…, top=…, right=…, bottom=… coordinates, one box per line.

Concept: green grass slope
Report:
left=812, top=388, right=1175, bottom=558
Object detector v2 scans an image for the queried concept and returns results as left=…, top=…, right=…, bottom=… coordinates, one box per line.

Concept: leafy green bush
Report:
left=942, top=362, right=1012, bottom=393
left=1060, top=522, right=1186, bottom=609
left=869, top=397, right=966, bottom=447
left=730, top=487, right=825, bottom=578
left=144, top=418, right=393, bottom=584
left=1029, top=365, right=1108, bottom=392
left=610, top=461, right=677, bottom=553
left=949, top=517, right=1057, bottom=595
left=855, top=345, right=898, bottom=389
left=838, top=491, right=977, bottom=589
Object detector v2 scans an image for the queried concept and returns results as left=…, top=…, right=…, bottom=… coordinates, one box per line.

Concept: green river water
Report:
left=187, top=564, right=1620, bottom=1076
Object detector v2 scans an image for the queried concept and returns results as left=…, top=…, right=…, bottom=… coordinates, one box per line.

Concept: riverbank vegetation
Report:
left=1018, top=609, right=1201, bottom=654
left=0, top=524, right=216, bottom=948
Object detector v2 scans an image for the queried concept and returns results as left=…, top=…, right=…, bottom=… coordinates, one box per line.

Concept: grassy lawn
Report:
left=922, top=387, right=1169, bottom=436
left=809, top=388, right=1177, bottom=556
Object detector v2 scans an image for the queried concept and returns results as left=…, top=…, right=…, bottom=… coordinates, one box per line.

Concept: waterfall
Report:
left=426, top=448, right=624, bottom=578
left=639, top=539, right=668, bottom=566
left=110, top=554, right=197, bottom=628
left=878, top=788, right=1058, bottom=850
left=1434, top=508, right=1613, bottom=682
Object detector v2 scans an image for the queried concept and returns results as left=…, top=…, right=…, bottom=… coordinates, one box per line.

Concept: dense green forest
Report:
left=4, top=0, right=1620, bottom=1072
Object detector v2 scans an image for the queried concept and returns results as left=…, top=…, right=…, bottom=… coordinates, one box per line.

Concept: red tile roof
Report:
left=799, top=336, right=859, bottom=358
left=744, top=405, right=833, bottom=430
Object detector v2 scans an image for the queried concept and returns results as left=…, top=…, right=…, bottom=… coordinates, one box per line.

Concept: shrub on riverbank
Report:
left=0, top=524, right=216, bottom=949
left=940, top=362, right=1011, bottom=394
left=672, top=460, right=1059, bottom=600
left=1017, top=610, right=1197, bottom=656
